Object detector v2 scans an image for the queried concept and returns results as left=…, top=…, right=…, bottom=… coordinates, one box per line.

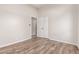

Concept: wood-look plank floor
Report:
left=0, top=37, right=78, bottom=54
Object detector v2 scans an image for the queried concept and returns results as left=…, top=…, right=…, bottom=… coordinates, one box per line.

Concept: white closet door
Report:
left=37, top=17, right=48, bottom=38
left=25, top=16, right=31, bottom=39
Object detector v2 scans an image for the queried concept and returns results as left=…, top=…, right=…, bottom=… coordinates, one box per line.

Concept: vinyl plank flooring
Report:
left=0, top=37, right=78, bottom=54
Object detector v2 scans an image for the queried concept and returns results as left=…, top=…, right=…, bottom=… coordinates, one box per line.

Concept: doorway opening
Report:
left=31, top=17, right=37, bottom=38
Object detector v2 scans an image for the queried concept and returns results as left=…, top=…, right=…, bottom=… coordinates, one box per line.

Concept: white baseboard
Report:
left=0, top=37, right=78, bottom=48
left=0, top=37, right=31, bottom=48
left=49, top=37, right=77, bottom=46
left=76, top=43, right=79, bottom=48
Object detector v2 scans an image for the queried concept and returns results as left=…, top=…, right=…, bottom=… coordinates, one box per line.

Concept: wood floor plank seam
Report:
left=0, top=37, right=78, bottom=54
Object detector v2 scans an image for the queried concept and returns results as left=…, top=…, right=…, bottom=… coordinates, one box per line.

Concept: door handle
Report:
left=29, top=24, right=31, bottom=26
left=41, top=28, right=44, bottom=30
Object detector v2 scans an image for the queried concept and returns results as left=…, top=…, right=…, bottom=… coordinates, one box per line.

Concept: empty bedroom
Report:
left=0, top=4, right=79, bottom=54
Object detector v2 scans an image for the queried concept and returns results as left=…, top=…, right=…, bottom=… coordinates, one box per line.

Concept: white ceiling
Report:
left=30, top=4, right=45, bottom=8
left=30, top=4, right=61, bottom=9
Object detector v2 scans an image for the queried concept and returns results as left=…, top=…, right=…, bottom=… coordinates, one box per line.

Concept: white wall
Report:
left=38, top=5, right=75, bottom=44
left=0, top=5, right=37, bottom=47
left=0, top=4, right=77, bottom=47
left=77, top=5, right=79, bottom=46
